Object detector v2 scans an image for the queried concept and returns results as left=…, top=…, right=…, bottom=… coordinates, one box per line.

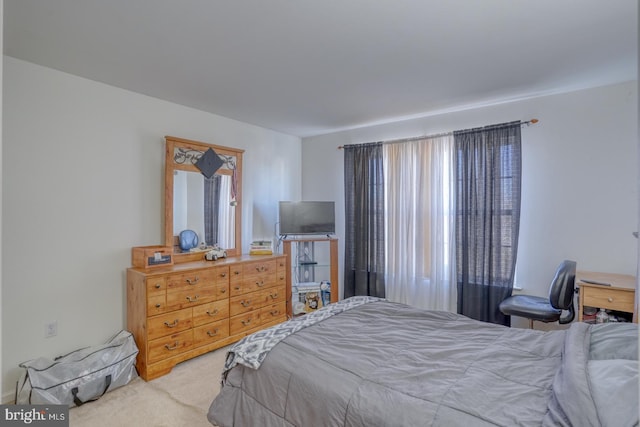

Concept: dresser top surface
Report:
left=128, top=253, right=285, bottom=275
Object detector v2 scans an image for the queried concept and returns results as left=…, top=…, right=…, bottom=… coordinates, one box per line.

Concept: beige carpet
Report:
left=69, top=346, right=229, bottom=427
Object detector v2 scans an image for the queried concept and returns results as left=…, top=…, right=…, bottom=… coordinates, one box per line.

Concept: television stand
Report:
left=282, top=237, right=339, bottom=318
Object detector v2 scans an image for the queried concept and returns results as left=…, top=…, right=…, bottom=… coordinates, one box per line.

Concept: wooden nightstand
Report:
left=577, top=271, right=637, bottom=323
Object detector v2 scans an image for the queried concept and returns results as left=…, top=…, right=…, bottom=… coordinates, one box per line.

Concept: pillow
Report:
left=589, top=323, right=638, bottom=361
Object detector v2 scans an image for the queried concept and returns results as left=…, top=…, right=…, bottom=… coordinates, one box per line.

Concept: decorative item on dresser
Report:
left=127, top=135, right=287, bottom=381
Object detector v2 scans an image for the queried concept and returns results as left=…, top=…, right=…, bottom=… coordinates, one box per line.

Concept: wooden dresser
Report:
left=127, top=254, right=287, bottom=380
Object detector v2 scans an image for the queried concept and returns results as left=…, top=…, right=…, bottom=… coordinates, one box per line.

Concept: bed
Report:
left=208, top=296, right=638, bottom=427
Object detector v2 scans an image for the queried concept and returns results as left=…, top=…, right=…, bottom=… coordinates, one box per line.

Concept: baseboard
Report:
left=2, top=388, right=16, bottom=404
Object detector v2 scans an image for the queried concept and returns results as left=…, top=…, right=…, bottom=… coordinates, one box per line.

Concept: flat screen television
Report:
left=279, top=201, right=335, bottom=236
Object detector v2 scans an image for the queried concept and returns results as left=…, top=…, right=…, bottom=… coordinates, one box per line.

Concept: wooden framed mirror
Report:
left=164, top=136, right=243, bottom=262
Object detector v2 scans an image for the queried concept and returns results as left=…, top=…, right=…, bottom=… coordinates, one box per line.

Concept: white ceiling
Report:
left=4, top=0, right=638, bottom=137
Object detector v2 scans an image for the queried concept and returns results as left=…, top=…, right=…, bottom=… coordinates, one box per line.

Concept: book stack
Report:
left=249, top=240, right=273, bottom=255
left=293, top=281, right=322, bottom=293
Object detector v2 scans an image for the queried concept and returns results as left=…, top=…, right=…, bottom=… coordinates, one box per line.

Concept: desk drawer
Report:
left=583, top=287, right=635, bottom=313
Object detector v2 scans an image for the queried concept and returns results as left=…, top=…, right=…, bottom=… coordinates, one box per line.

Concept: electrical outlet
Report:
left=45, top=321, right=58, bottom=338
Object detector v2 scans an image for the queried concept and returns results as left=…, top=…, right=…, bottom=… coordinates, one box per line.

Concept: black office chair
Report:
left=499, top=260, right=577, bottom=328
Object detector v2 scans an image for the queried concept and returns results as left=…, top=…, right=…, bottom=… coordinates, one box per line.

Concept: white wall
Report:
left=0, top=0, right=4, bottom=400
left=1, top=56, right=302, bottom=400
left=302, top=81, right=638, bottom=328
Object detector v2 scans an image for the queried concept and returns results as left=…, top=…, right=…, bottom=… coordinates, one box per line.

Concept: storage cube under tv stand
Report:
left=282, top=237, right=339, bottom=318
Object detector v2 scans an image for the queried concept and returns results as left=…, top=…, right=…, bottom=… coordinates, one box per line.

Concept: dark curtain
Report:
left=455, top=122, right=522, bottom=326
left=204, top=175, right=221, bottom=246
left=343, top=143, right=386, bottom=298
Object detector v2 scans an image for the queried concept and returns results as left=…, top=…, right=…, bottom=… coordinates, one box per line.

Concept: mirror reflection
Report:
left=165, top=135, right=243, bottom=259
left=173, top=171, right=235, bottom=251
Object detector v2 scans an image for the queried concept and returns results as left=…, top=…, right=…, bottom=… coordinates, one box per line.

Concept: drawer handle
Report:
left=240, top=300, right=251, bottom=307
left=220, top=288, right=227, bottom=293
left=207, top=328, right=220, bottom=337
left=164, top=341, right=180, bottom=351
left=186, top=295, right=200, bottom=302
left=207, top=308, right=219, bottom=316
left=220, top=272, right=227, bottom=278
left=234, top=286, right=241, bottom=291
left=241, top=318, right=252, bottom=326
left=608, top=297, right=614, bottom=302
left=164, top=319, right=179, bottom=328
left=270, top=310, right=280, bottom=316
left=234, top=270, right=240, bottom=275
left=256, top=281, right=265, bottom=287
left=155, top=303, right=161, bottom=308
left=256, top=266, right=266, bottom=272
left=186, top=277, right=200, bottom=285
left=270, top=292, right=279, bottom=299
left=154, top=283, right=162, bottom=289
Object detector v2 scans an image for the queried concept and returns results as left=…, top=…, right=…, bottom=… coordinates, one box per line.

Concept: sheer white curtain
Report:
left=217, top=176, right=235, bottom=248
left=384, top=135, right=456, bottom=311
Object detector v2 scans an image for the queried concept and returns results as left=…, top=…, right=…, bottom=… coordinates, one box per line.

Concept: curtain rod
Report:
left=337, top=118, right=538, bottom=149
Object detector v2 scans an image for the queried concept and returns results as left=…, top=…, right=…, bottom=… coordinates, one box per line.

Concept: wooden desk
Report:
left=577, top=271, right=637, bottom=323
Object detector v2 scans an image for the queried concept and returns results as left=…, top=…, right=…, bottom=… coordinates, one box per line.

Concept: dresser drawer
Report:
left=229, top=265, right=243, bottom=282
left=583, top=287, right=635, bottom=313
left=259, top=286, right=285, bottom=306
left=147, top=307, right=193, bottom=340
left=230, top=293, right=262, bottom=316
left=260, top=302, right=287, bottom=324
left=166, top=287, right=218, bottom=310
left=166, top=269, right=215, bottom=292
left=243, top=259, right=277, bottom=277
left=212, top=282, right=230, bottom=300
left=276, top=270, right=286, bottom=287
left=194, top=319, right=230, bottom=346
left=231, top=275, right=277, bottom=296
left=193, top=300, right=230, bottom=326
left=147, top=294, right=167, bottom=315
left=148, top=330, right=193, bottom=363
left=146, top=277, right=167, bottom=296
left=212, top=265, right=231, bottom=284
left=230, top=281, right=245, bottom=296
left=230, top=311, right=261, bottom=335
left=246, top=274, right=278, bottom=292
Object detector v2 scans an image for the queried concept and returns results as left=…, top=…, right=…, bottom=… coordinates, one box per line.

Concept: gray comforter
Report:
left=208, top=298, right=638, bottom=427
